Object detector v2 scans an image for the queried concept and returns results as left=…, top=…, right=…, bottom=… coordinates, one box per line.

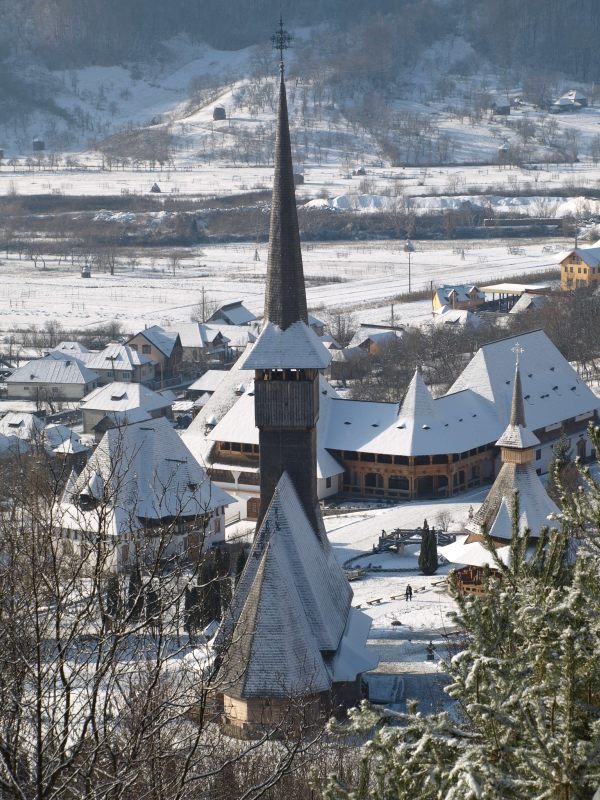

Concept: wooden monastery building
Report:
left=184, top=328, right=599, bottom=517
left=214, top=54, right=376, bottom=737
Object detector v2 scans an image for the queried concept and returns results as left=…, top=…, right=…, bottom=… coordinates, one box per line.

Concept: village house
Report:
left=80, top=381, right=174, bottom=436
left=0, top=412, right=88, bottom=465
left=127, top=325, right=183, bottom=382
left=56, top=416, right=233, bottom=572
left=207, top=300, right=258, bottom=326
left=347, top=323, right=404, bottom=354
left=559, top=244, right=600, bottom=290
left=6, top=355, right=99, bottom=401
left=202, top=323, right=258, bottom=358
left=164, top=322, right=230, bottom=368
left=432, top=284, right=485, bottom=312
left=76, top=343, right=157, bottom=385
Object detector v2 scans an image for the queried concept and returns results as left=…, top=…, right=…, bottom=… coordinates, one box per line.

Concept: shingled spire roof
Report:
left=264, top=66, right=308, bottom=330
left=458, top=362, right=557, bottom=545
left=496, top=364, right=540, bottom=450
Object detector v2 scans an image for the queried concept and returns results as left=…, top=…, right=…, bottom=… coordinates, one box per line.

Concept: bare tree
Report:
left=0, top=437, right=337, bottom=800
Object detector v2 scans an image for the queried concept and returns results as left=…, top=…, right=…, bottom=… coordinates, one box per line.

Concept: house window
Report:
left=325, top=476, right=332, bottom=489
left=142, top=344, right=151, bottom=354
left=122, top=372, right=131, bottom=380
left=536, top=449, right=541, bottom=460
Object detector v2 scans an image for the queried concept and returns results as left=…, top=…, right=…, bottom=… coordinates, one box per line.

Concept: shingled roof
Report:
left=217, top=473, right=374, bottom=699
left=465, top=362, right=558, bottom=542
left=495, top=365, right=540, bottom=449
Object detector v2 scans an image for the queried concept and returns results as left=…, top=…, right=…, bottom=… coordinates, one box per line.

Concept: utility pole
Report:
left=404, top=239, right=415, bottom=293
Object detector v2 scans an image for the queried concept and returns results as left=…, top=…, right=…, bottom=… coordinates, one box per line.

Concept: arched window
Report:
left=365, top=472, right=384, bottom=495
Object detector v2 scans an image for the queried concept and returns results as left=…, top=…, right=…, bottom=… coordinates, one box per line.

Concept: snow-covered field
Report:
left=0, top=236, right=564, bottom=335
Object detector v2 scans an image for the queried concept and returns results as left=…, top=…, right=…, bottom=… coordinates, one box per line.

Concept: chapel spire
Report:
left=495, top=343, right=540, bottom=454
left=263, top=27, right=308, bottom=330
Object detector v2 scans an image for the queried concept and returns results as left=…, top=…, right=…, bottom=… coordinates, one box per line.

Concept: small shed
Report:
left=32, top=138, right=45, bottom=152
left=213, top=106, right=227, bottom=121
left=150, top=182, right=161, bottom=193
left=491, top=97, right=510, bottom=115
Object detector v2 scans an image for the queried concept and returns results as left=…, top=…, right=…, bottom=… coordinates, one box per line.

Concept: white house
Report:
left=6, top=355, right=99, bottom=401
left=77, top=344, right=156, bottom=385
left=57, top=417, right=234, bottom=572
left=80, top=381, right=174, bottom=435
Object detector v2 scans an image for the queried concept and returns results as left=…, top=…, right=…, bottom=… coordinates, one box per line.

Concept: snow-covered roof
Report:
left=7, top=355, right=98, bottom=386
left=0, top=413, right=87, bottom=456
left=131, top=325, right=180, bottom=357
left=217, top=472, right=371, bottom=699
left=348, top=325, right=403, bottom=349
left=80, top=382, right=172, bottom=414
left=0, top=411, right=44, bottom=439
left=558, top=246, right=600, bottom=268
left=440, top=538, right=512, bottom=569
left=243, top=320, right=331, bottom=370
left=188, top=331, right=598, bottom=460
left=509, top=292, right=548, bottom=315
left=204, top=323, right=257, bottom=348
left=165, top=322, right=229, bottom=350
left=208, top=301, right=257, bottom=326
left=83, top=343, right=155, bottom=371
left=448, top=330, right=598, bottom=434
left=188, top=370, right=228, bottom=394
left=434, top=284, right=483, bottom=305
left=44, top=423, right=88, bottom=454
left=433, top=307, right=481, bottom=327
left=466, top=462, right=560, bottom=541
left=54, top=341, right=90, bottom=353
left=61, top=417, right=233, bottom=537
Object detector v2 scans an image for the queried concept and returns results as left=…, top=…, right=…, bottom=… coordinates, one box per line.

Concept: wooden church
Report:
left=214, top=50, right=376, bottom=737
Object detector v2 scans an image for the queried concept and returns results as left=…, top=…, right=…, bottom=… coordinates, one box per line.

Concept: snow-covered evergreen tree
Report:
left=323, top=497, right=600, bottom=800
left=418, top=518, right=438, bottom=576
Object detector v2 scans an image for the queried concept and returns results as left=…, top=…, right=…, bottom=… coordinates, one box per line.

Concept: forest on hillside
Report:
left=1, top=0, right=599, bottom=81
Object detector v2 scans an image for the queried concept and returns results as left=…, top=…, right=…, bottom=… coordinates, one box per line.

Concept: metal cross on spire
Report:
left=511, top=340, right=524, bottom=366
left=271, top=15, right=292, bottom=71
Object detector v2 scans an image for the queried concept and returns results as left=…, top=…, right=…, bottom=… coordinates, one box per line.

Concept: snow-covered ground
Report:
left=0, top=236, right=564, bottom=336
left=323, top=487, right=488, bottom=708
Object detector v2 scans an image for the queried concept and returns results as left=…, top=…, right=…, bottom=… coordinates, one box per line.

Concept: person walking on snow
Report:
left=405, top=584, right=413, bottom=602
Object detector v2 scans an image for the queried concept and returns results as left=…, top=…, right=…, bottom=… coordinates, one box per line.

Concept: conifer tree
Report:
left=323, top=494, right=600, bottom=800
left=418, top=518, right=438, bottom=575
left=547, top=427, right=579, bottom=505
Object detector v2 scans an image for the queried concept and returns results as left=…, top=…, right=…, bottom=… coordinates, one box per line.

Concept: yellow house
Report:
left=560, top=246, right=600, bottom=290
left=432, top=284, right=485, bottom=312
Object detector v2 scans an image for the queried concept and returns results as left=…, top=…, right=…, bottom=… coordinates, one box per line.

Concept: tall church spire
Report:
left=263, top=60, right=308, bottom=329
